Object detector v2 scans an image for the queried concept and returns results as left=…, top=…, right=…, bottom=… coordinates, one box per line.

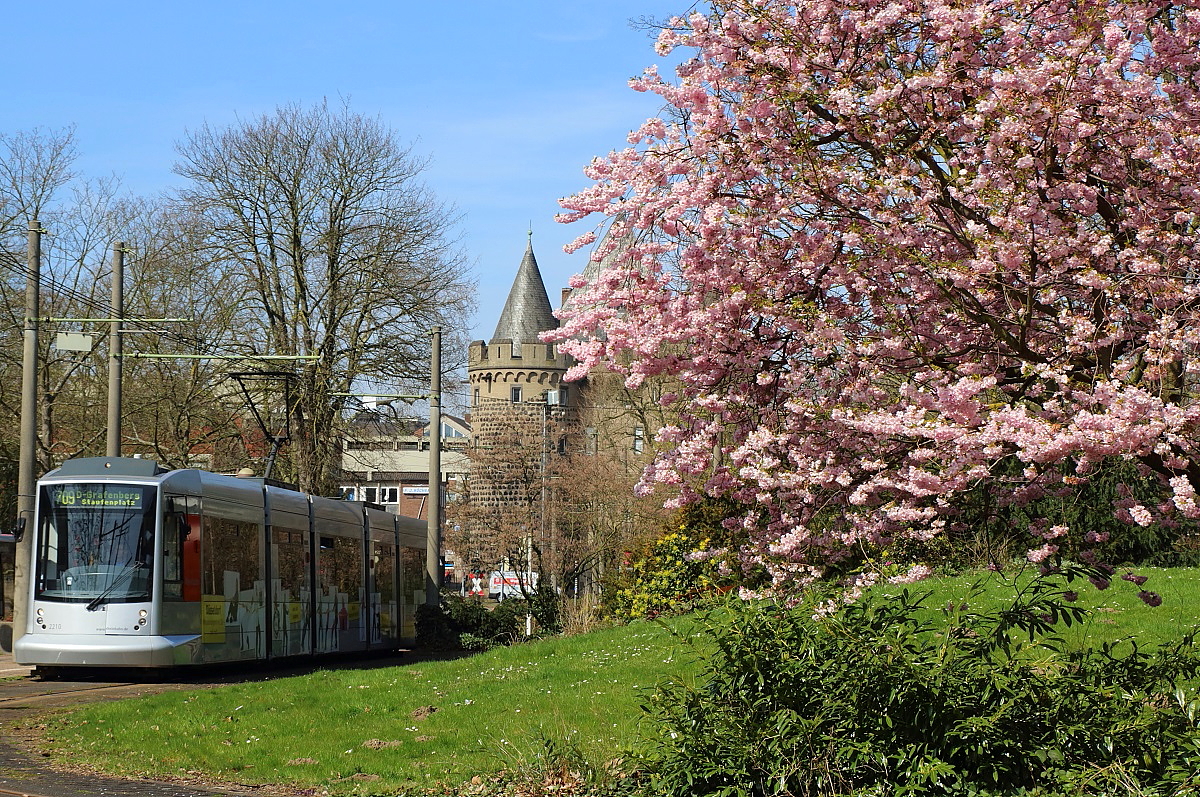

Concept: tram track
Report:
left=0, top=679, right=159, bottom=710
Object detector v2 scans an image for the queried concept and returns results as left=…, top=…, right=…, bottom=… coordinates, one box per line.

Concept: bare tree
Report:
left=448, top=404, right=549, bottom=580
left=448, top=392, right=667, bottom=607
left=0, top=129, right=149, bottom=472
left=0, top=128, right=80, bottom=457
left=172, top=101, right=475, bottom=493
left=117, top=200, right=253, bottom=469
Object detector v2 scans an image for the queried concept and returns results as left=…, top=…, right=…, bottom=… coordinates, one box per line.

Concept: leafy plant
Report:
left=605, top=498, right=746, bottom=621
left=416, top=592, right=525, bottom=651
left=640, top=568, right=1200, bottom=796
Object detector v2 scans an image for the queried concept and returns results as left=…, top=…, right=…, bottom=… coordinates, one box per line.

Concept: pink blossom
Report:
left=551, top=0, right=1200, bottom=597
left=1026, top=544, right=1059, bottom=564
left=887, top=564, right=934, bottom=584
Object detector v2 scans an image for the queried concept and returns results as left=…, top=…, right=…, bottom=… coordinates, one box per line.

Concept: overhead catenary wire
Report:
left=0, top=256, right=223, bottom=356
left=0, top=243, right=452, bottom=398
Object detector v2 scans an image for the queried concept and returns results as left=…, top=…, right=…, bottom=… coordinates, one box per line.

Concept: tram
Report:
left=13, top=457, right=428, bottom=671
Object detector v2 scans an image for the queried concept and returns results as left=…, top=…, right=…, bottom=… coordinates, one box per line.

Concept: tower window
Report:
left=511, top=386, right=523, bottom=403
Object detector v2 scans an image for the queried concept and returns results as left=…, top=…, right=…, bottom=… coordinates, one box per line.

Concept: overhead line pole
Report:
left=106, top=242, right=124, bottom=457
left=426, top=326, right=442, bottom=606
left=13, top=220, right=42, bottom=649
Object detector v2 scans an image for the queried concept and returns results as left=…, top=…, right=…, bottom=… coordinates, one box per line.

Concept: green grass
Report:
left=41, top=617, right=707, bottom=795
left=35, top=568, right=1200, bottom=796
left=877, top=564, right=1200, bottom=650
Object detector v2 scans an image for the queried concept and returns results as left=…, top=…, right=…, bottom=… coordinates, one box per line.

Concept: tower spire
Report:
left=490, top=235, right=557, bottom=344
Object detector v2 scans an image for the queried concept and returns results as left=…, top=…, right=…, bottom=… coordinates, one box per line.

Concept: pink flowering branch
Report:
left=552, top=0, right=1200, bottom=594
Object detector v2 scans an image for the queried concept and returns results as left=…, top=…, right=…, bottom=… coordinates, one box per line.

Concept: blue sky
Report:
left=4, top=1, right=691, bottom=341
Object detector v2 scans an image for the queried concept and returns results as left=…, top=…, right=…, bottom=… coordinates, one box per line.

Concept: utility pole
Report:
left=13, top=221, right=42, bottom=647
left=426, top=326, right=442, bottom=606
left=106, top=242, right=124, bottom=457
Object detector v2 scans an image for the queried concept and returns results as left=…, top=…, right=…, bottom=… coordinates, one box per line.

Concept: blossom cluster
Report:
left=551, top=0, right=1200, bottom=594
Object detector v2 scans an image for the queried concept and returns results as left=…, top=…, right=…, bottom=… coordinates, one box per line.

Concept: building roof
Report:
left=491, top=236, right=558, bottom=344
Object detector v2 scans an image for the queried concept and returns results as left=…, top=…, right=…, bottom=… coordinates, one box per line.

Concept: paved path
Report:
left=0, top=649, right=32, bottom=679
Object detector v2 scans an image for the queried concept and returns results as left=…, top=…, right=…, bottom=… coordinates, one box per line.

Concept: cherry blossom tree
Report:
left=553, top=0, right=1200, bottom=595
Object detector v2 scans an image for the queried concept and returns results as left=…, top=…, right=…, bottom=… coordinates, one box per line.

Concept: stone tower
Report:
left=467, top=236, right=573, bottom=409
left=459, top=236, right=575, bottom=575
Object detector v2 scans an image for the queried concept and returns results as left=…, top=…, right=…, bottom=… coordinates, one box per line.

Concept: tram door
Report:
left=198, top=498, right=267, bottom=663
left=312, top=498, right=367, bottom=653
left=266, top=487, right=313, bottom=658
left=399, top=544, right=424, bottom=640
left=366, top=509, right=399, bottom=648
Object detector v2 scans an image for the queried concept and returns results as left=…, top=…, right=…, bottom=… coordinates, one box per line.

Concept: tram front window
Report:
left=35, top=483, right=156, bottom=605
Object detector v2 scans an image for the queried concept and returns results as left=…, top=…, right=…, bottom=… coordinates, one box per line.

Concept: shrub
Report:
left=640, top=568, right=1200, bottom=796
left=605, top=531, right=715, bottom=620
left=931, top=458, right=1200, bottom=572
left=606, top=498, right=748, bottom=621
left=415, top=593, right=525, bottom=651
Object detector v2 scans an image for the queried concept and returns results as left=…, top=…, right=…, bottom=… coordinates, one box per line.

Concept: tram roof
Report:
left=50, top=456, right=168, bottom=479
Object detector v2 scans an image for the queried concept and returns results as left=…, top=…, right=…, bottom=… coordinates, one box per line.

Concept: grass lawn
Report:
left=37, top=617, right=707, bottom=795
left=877, top=564, right=1200, bottom=650
left=31, top=568, right=1200, bottom=796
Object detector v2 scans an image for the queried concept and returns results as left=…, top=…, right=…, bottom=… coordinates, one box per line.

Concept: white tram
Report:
left=14, top=457, right=428, bottom=671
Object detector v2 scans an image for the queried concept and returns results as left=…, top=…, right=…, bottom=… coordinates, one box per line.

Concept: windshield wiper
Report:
left=86, top=561, right=146, bottom=611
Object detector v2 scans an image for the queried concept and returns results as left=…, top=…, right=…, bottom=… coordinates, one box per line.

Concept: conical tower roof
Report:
left=490, top=236, right=558, bottom=344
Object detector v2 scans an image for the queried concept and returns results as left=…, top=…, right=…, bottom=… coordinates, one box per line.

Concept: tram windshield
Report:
left=34, top=482, right=156, bottom=605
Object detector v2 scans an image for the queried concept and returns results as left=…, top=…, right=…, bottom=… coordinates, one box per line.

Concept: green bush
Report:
left=606, top=498, right=748, bottom=621
left=605, top=531, right=716, bottom=620
left=415, top=593, right=525, bottom=651
left=929, top=457, right=1200, bottom=571
left=640, top=569, right=1200, bottom=796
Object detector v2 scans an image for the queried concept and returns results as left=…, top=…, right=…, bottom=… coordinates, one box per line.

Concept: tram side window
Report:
left=400, top=546, right=423, bottom=637
left=163, top=496, right=200, bottom=601
left=317, top=535, right=363, bottom=604
left=201, top=514, right=262, bottom=596
left=273, top=528, right=308, bottom=591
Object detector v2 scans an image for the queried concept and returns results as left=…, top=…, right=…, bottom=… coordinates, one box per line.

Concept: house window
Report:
left=379, top=487, right=399, bottom=504
left=363, top=486, right=378, bottom=504
left=511, top=386, right=523, bottom=403
left=585, top=427, right=598, bottom=455
left=558, top=386, right=568, bottom=406
left=633, top=426, right=645, bottom=454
